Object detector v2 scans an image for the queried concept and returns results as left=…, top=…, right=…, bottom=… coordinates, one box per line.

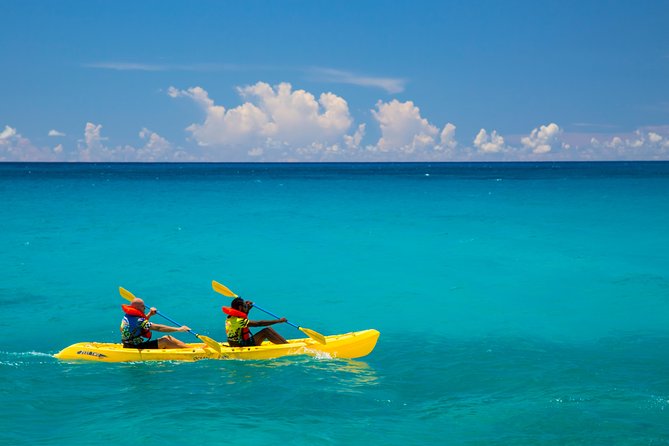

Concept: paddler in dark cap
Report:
left=223, top=297, right=288, bottom=347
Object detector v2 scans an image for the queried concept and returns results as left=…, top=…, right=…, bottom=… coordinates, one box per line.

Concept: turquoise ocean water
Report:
left=1, top=162, right=668, bottom=445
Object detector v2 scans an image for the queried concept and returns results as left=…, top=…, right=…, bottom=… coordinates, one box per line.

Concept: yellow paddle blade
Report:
left=212, top=280, right=238, bottom=298
left=300, top=327, right=327, bottom=345
left=198, top=335, right=222, bottom=353
left=119, top=286, right=136, bottom=302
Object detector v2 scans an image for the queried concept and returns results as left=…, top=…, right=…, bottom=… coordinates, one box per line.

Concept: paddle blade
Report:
left=119, top=287, right=136, bottom=302
left=212, top=280, right=238, bottom=298
left=198, top=335, right=222, bottom=353
left=300, top=327, right=327, bottom=345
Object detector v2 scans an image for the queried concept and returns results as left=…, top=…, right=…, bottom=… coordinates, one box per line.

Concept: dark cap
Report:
left=231, top=297, right=245, bottom=310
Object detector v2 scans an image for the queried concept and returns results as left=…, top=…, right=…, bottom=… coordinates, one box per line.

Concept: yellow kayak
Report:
left=54, top=329, right=380, bottom=362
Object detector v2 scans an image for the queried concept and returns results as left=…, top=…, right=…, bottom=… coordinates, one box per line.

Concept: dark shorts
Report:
left=228, top=336, right=256, bottom=347
left=123, top=340, right=159, bottom=349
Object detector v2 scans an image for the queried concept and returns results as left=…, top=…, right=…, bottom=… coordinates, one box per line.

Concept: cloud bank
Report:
left=2, top=81, right=669, bottom=162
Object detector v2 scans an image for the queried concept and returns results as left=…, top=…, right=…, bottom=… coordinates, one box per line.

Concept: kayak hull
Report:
left=54, top=329, right=379, bottom=362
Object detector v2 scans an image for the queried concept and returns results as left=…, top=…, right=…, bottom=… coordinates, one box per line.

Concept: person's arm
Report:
left=248, top=318, right=286, bottom=327
left=150, top=323, right=190, bottom=333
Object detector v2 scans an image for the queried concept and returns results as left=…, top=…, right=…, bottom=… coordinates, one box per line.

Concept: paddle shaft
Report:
left=154, top=310, right=202, bottom=338
left=250, top=303, right=300, bottom=329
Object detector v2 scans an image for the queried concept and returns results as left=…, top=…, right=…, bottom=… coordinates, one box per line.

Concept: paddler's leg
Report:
left=157, top=335, right=189, bottom=349
left=252, top=327, right=288, bottom=345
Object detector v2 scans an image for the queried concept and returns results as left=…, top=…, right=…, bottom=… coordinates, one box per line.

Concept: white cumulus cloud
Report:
left=648, top=132, right=663, bottom=144
left=371, top=99, right=439, bottom=153
left=344, top=124, right=366, bottom=150
left=136, top=128, right=175, bottom=161
left=436, top=123, right=458, bottom=152
left=78, top=122, right=107, bottom=161
left=48, top=129, right=66, bottom=137
left=521, top=123, right=563, bottom=154
left=1, top=125, right=18, bottom=140
left=169, top=82, right=356, bottom=159
left=473, top=129, right=505, bottom=153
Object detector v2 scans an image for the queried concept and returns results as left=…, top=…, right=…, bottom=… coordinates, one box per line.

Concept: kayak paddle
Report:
left=211, top=280, right=327, bottom=344
left=119, top=286, right=222, bottom=353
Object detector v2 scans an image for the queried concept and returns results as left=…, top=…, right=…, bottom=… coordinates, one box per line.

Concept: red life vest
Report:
left=222, top=306, right=250, bottom=342
left=121, top=304, right=152, bottom=340
left=222, top=306, right=248, bottom=318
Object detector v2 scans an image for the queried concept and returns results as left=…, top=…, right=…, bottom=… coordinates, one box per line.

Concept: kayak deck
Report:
left=54, top=329, right=380, bottom=362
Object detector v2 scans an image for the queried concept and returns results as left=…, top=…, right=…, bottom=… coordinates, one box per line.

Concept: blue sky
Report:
left=1, top=0, right=668, bottom=161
